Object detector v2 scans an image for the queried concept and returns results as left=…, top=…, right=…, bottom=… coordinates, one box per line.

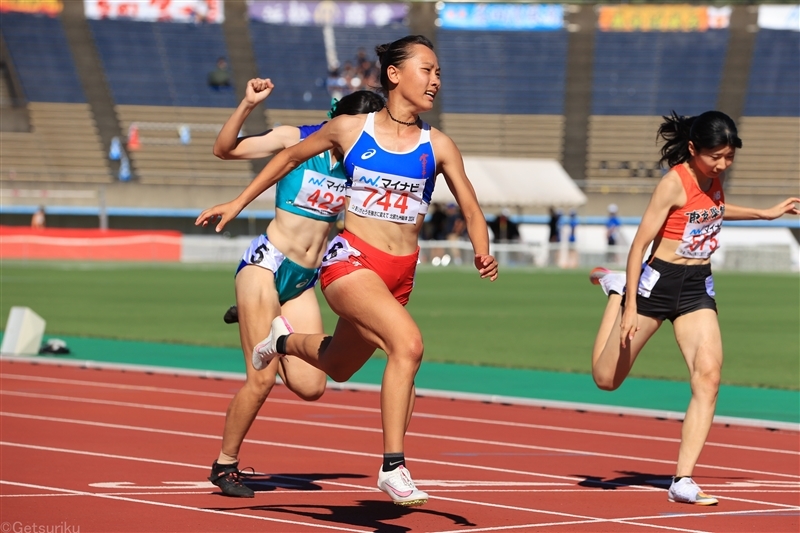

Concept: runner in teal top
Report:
left=200, top=78, right=384, bottom=498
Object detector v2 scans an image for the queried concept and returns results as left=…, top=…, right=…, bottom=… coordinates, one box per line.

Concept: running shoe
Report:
left=252, top=316, right=293, bottom=371
left=589, top=266, right=626, bottom=296
left=667, top=477, right=719, bottom=505
left=208, top=461, right=254, bottom=498
left=377, top=465, right=429, bottom=507
left=223, top=305, right=238, bottom=324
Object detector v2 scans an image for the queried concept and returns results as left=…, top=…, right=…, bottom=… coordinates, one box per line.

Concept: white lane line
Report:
left=429, top=495, right=712, bottom=533
left=3, top=373, right=796, bottom=456
left=0, top=480, right=370, bottom=532
left=3, top=390, right=797, bottom=481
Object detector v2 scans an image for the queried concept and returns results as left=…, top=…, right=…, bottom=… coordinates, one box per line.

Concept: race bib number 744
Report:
left=348, top=166, right=427, bottom=224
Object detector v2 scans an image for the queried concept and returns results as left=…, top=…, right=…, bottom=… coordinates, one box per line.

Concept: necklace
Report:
left=385, top=106, right=419, bottom=127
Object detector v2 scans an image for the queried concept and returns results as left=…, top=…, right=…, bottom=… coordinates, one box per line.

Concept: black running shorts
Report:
left=625, top=257, right=717, bottom=322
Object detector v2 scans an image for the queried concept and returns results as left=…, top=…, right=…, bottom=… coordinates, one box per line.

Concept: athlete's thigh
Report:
left=323, top=268, right=421, bottom=356
left=235, top=265, right=281, bottom=380
left=277, top=288, right=327, bottom=391
left=672, top=309, right=723, bottom=374
left=600, top=307, right=663, bottom=373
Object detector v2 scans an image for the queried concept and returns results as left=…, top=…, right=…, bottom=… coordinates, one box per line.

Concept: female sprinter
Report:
left=197, top=35, right=498, bottom=507
left=589, top=110, right=799, bottom=505
left=203, top=80, right=385, bottom=497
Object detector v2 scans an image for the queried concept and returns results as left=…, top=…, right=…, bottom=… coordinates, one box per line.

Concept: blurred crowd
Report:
left=326, top=48, right=381, bottom=100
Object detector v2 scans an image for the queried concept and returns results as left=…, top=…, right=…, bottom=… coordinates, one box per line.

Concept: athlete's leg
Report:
left=284, top=269, right=422, bottom=454
left=672, top=309, right=723, bottom=477
left=591, top=295, right=662, bottom=391
left=218, top=266, right=281, bottom=462
left=277, top=288, right=327, bottom=401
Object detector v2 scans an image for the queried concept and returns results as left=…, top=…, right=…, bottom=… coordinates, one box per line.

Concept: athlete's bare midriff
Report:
left=650, top=235, right=713, bottom=266
left=343, top=200, right=425, bottom=256
left=266, top=209, right=332, bottom=269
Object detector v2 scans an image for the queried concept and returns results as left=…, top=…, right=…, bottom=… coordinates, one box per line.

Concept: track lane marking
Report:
left=0, top=480, right=371, bottom=532
left=3, top=372, right=796, bottom=456
left=3, top=390, right=798, bottom=480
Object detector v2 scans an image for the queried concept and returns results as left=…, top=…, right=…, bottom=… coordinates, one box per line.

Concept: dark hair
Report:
left=375, top=35, right=434, bottom=95
left=331, top=90, right=385, bottom=117
left=657, top=110, right=743, bottom=168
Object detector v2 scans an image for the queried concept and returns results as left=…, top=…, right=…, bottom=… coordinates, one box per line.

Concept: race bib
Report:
left=676, top=220, right=722, bottom=259
left=321, top=235, right=361, bottom=267
left=292, top=169, right=347, bottom=217
left=347, top=166, right=427, bottom=224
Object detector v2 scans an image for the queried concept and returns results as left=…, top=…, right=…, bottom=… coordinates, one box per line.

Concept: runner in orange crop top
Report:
left=587, top=111, right=799, bottom=506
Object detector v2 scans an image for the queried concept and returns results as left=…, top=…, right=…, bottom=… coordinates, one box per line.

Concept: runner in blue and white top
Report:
left=197, top=36, right=498, bottom=507
left=199, top=79, right=384, bottom=498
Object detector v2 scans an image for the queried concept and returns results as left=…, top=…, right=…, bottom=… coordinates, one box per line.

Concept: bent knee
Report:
left=592, top=370, right=621, bottom=392
left=328, top=367, right=358, bottom=383
left=245, top=373, right=277, bottom=399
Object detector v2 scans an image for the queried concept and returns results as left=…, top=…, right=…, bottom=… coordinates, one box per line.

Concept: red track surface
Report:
left=1, top=359, right=798, bottom=533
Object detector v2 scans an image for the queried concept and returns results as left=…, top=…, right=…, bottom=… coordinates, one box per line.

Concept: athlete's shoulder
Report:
left=429, top=127, right=459, bottom=158
left=653, top=168, right=686, bottom=207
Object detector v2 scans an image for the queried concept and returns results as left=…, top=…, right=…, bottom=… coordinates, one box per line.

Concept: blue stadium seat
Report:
left=744, top=29, right=800, bottom=117
left=436, top=30, right=569, bottom=115
left=248, top=23, right=331, bottom=110
left=0, top=12, right=85, bottom=103
left=88, top=19, right=236, bottom=107
left=592, top=30, right=729, bottom=116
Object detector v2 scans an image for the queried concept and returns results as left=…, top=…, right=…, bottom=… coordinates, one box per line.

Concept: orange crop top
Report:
left=656, top=164, right=725, bottom=260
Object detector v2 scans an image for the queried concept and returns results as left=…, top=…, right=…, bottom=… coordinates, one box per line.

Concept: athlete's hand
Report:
left=619, top=306, right=639, bottom=349
left=244, top=78, right=274, bottom=106
left=195, top=201, right=243, bottom=232
left=763, top=197, right=800, bottom=220
left=475, top=254, right=498, bottom=281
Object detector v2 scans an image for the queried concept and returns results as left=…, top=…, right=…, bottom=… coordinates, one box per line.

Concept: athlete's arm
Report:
left=196, top=119, right=343, bottom=232
left=620, top=172, right=683, bottom=347
left=433, top=130, right=498, bottom=281
left=213, top=78, right=302, bottom=160
left=724, top=198, right=800, bottom=221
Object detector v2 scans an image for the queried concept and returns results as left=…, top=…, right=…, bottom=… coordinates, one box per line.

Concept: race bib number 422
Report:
left=348, top=167, right=427, bottom=224
left=293, top=169, right=346, bottom=217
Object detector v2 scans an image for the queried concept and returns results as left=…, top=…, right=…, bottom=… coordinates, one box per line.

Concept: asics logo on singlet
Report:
left=714, top=191, right=721, bottom=200
left=295, top=279, right=309, bottom=288
left=360, top=149, right=377, bottom=160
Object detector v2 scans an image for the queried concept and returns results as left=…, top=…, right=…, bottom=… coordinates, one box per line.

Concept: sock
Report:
left=216, top=452, right=238, bottom=465
left=276, top=334, right=290, bottom=354
left=673, top=476, right=686, bottom=482
left=382, top=453, right=405, bottom=472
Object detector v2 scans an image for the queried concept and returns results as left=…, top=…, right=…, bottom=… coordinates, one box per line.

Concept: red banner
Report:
left=0, top=226, right=181, bottom=262
left=0, top=0, right=62, bottom=16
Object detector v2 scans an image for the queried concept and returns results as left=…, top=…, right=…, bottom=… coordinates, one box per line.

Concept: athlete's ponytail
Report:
left=657, top=110, right=742, bottom=168
left=375, top=35, right=434, bottom=95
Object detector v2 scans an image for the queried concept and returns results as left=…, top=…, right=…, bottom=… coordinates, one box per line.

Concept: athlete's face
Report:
left=689, top=142, right=736, bottom=179
left=391, top=44, right=440, bottom=111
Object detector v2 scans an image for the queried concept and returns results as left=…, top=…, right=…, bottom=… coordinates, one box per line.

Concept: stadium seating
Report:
left=441, top=114, right=564, bottom=159
left=592, top=30, right=729, bottom=116
left=584, top=115, right=664, bottom=192
left=115, top=105, right=251, bottom=186
left=88, top=19, right=236, bottom=108
left=727, top=116, right=800, bottom=196
left=248, top=23, right=331, bottom=110
left=0, top=12, right=85, bottom=103
left=744, top=29, right=800, bottom=117
left=0, top=102, right=111, bottom=184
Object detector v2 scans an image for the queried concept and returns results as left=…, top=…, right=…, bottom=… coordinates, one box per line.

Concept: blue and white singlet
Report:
left=274, top=123, right=347, bottom=223
left=343, top=112, right=437, bottom=224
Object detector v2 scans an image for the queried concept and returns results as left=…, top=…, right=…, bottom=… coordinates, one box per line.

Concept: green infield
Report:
left=1, top=262, right=798, bottom=390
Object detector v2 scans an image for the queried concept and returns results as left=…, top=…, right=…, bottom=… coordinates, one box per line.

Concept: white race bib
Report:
left=293, top=169, right=347, bottom=217
left=676, top=220, right=722, bottom=259
left=347, top=166, right=427, bottom=224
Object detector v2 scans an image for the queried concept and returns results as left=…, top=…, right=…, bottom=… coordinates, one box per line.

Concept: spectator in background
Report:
left=208, top=57, right=231, bottom=90
left=490, top=209, right=520, bottom=243
left=548, top=207, right=561, bottom=243
left=445, top=203, right=467, bottom=265
left=566, top=209, right=579, bottom=268
left=426, top=202, right=447, bottom=240
left=606, top=203, right=621, bottom=263
left=31, top=205, right=45, bottom=230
